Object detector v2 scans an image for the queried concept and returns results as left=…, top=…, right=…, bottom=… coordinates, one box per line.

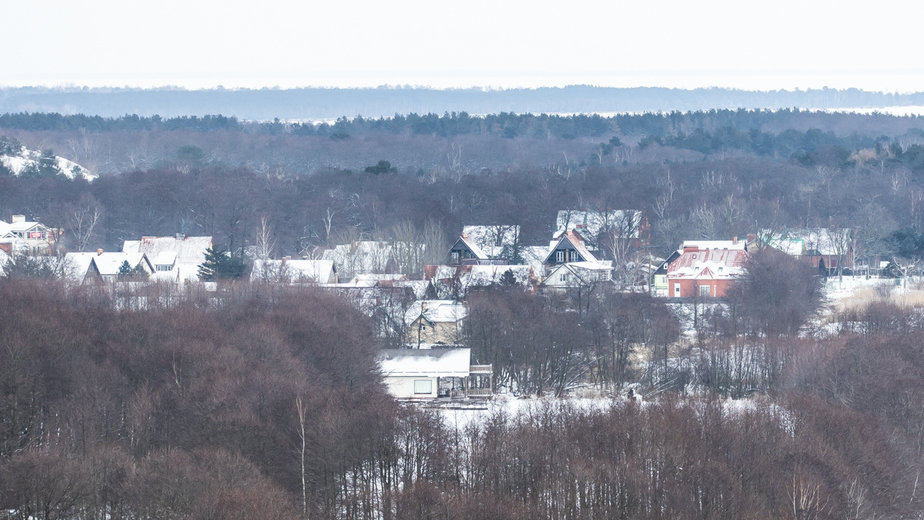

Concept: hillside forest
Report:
left=1, top=109, right=923, bottom=519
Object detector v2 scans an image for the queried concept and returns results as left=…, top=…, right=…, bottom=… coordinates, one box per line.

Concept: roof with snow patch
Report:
left=379, top=348, right=472, bottom=378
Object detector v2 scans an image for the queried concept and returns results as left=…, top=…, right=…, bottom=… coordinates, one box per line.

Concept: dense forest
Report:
left=0, top=276, right=921, bottom=519
left=3, top=109, right=924, bottom=261
left=2, top=108, right=924, bottom=518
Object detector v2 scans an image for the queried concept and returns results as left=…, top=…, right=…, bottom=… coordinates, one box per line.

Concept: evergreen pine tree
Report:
left=198, top=245, right=224, bottom=281
left=118, top=260, right=133, bottom=278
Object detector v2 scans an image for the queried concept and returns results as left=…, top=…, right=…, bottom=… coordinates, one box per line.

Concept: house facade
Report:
left=405, top=300, right=467, bottom=346
left=378, top=348, right=491, bottom=400
left=544, top=231, right=598, bottom=266
left=666, top=240, right=748, bottom=298
left=251, top=258, right=338, bottom=284
left=758, top=228, right=854, bottom=274
left=123, top=234, right=212, bottom=283
left=1, top=215, right=61, bottom=255
left=65, top=250, right=154, bottom=284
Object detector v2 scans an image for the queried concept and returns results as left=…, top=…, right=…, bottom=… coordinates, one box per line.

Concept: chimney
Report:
left=176, top=233, right=186, bottom=240
left=11, top=215, right=25, bottom=223
left=97, top=248, right=104, bottom=256
left=733, top=236, right=738, bottom=245
left=421, top=301, right=429, bottom=313
left=282, top=256, right=291, bottom=264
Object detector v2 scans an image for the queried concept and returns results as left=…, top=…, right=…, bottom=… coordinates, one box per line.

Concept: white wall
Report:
left=384, top=376, right=438, bottom=399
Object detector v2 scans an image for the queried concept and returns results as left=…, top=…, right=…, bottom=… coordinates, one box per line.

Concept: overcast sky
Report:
left=5, top=0, right=923, bottom=92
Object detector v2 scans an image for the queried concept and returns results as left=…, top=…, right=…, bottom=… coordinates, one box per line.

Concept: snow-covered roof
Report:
left=555, top=209, right=642, bottom=241
left=8, top=220, right=45, bottom=233
left=520, top=245, right=552, bottom=274
left=391, top=280, right=431, bottom=299
left=124, top=235, right=212, bottom=283
left=424, top=264, right=536, bottom=297
left=667, top=248, right=748, bottom=280
left=95, top=252, right=149, bottom=276
left=545, top=231, right=599, bottom=264
left=379, top=348, right=471, bottom=378
left=462, top=264, right=535, bottom=287
left=124, top=236, right=211, bottom=264
left=251, top=258, right=336, bottom=283
left=405, top=300, right=467, bottom=326
left=351, top=273, right=408, bottom=284
left=542, top=261, right=614, bottom=286
left=321, top=241, right=395, bottom=275
left=63, top=251, right=150, bottom=281
left=461, top=225, right=519, bottom=258
left=0, top=221, right=12, bottom=237
left=62, top=252, right=95, bottom=282
left=451, top=234, right=488, bottom=260
left=759, top=228, right=850, bottom=256
left=681, top=240, right=746, bottom=251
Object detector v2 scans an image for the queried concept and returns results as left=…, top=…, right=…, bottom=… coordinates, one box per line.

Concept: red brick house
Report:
left=667, top=240, right=749, bottom=298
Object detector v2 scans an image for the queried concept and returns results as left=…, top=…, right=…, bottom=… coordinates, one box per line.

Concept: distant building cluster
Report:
left=0, top=209, right=858, bottom=402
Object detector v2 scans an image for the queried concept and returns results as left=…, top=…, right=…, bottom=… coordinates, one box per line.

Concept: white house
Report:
left=123, top=234, right=212, bottom=283
left=64, top=251, right=153, bottom=284
left=542, top=261, right=613, bottom=289
left=378, top=348, right=473, bottom=399
left=250, top=258, right=338, bottom=284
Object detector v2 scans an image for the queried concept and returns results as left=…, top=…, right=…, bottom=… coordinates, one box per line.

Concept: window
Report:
left=414, top=380, right=433, bottom=394
left=556, top=250, right=565, bottom=263
left=156, top=264, right=173, bottom=272
left=699, top=285, right=711, bottom=297
left=450, top=251, right=460, bottom=263
left=560, top=273, right=568, bottom=282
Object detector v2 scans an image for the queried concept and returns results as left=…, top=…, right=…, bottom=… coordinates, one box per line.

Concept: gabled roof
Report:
left=63, top=252, right=96, bottom=282
left=64, top=252, right=151, bottom=281
left=450, top=234, right=488, bottom=260
left=321, top=240, right=396, bottom=274
left=555, top=209, right=642, bottom=241
left=405, top=300, right=467, bottom=327
left=544, top=231, right=599, bottom=264
left=667, top=247, right=748, bottom=281
left=379, top=348, right=472, bottom=378
left=93, top=252, right=150, bottom=276
left=123, top=235, right=212, bottom=283
left=542, top=261, right=613, bottom=286
left=8, top=220, right=50, bottom=234
left=461, top=225, right=519, bottom=258
left=124, top=236, right=211, bottom=266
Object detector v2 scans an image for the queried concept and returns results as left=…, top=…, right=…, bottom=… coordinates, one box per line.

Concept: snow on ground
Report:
left=434, top=391, right=791, bottom=434
left=0, top=145, right=96, bottom=180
